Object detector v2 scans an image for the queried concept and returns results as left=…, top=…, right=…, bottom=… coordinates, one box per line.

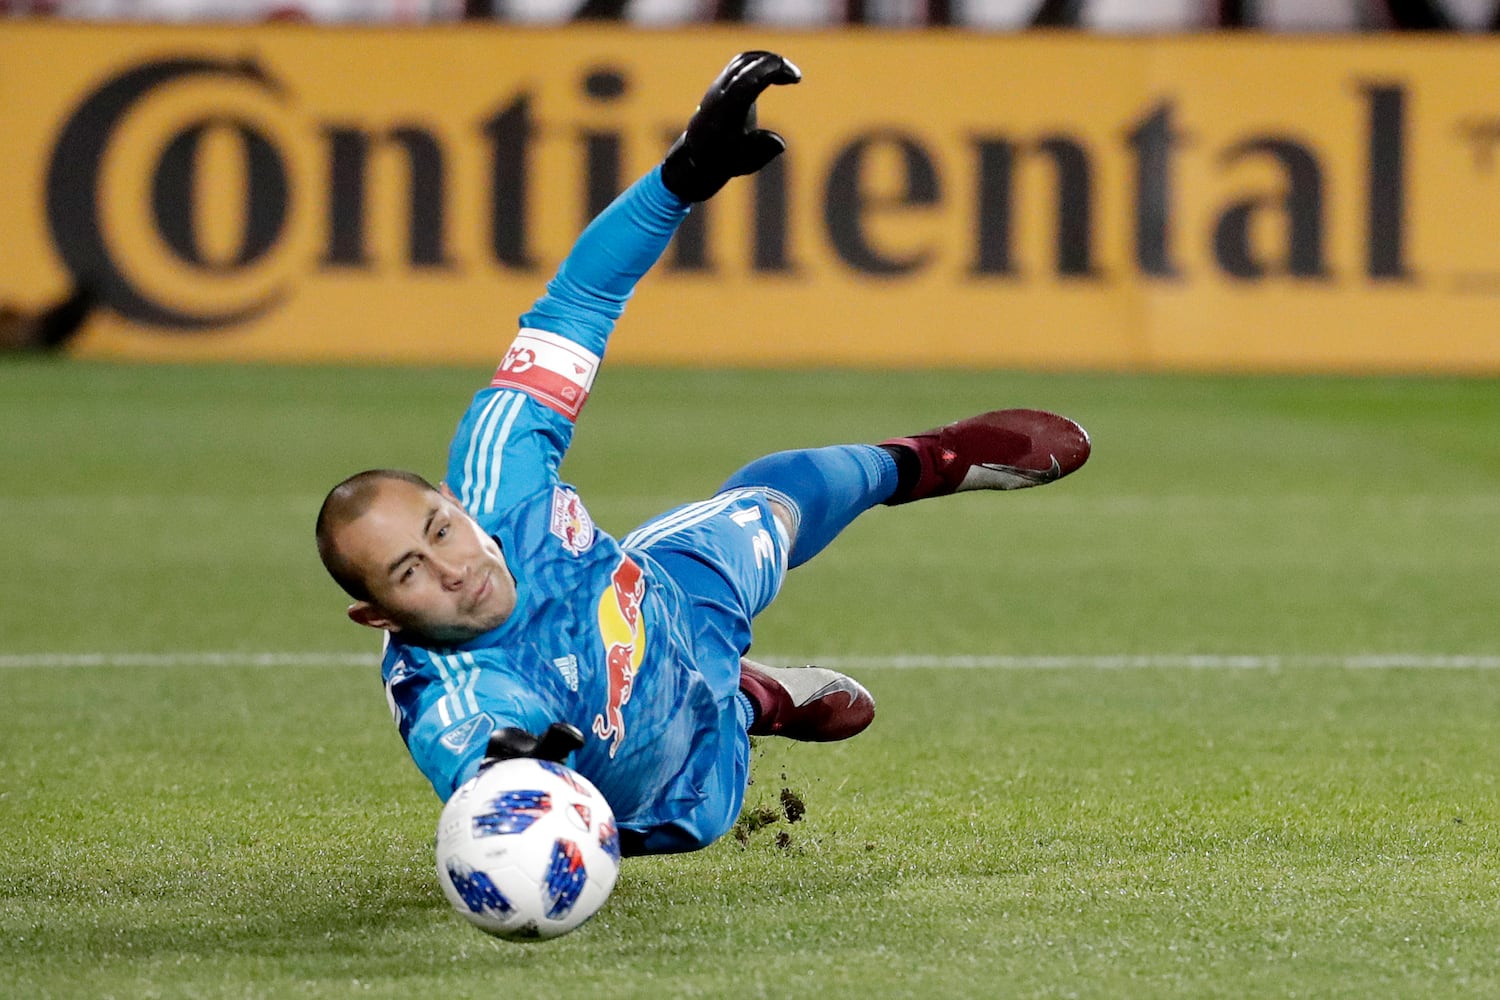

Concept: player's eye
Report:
left=435, top=524, right=449, bottom=540
left=399, top=564, right=416, bottom=583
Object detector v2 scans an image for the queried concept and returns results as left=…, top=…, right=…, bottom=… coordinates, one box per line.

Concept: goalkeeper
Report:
left=315, top=52, right=1090, bottom=856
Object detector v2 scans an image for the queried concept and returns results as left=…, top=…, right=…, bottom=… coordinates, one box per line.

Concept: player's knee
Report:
left=621, top=819, right=724, bottom=856
left=769, top=499, right=797, bottom=551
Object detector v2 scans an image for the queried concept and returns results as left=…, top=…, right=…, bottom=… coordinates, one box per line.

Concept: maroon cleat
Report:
left=880, top=408, right=1090, bottom=505
left=738, top=659, right=875, bottom=742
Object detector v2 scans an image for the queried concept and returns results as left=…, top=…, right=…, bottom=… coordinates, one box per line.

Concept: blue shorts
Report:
left=618, top=487, right=793, bottom=852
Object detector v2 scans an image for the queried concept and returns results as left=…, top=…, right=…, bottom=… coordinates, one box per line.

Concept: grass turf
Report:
left=2, top=360, right=1498, bottom=997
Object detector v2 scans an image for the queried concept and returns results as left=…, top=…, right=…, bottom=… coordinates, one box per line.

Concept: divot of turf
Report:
left=779, top=787, right=805, bottom=824
left=730, top=804, right=781, bottom=844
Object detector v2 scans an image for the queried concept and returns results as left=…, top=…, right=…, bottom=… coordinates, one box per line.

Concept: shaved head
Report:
left=316, top=468, right=516, bottom=641
left=316, top=469, right=438, bottom=600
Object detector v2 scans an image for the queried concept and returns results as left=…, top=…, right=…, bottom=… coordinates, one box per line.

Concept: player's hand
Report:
left=660, top=51, right=802, bottom=203
left=481, top=722, right=585, bottom=766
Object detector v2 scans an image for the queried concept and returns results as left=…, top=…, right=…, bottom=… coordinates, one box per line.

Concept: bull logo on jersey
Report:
left=548, top=486, right=595, bottom=555
left=592, top=556, right=645, bottom=758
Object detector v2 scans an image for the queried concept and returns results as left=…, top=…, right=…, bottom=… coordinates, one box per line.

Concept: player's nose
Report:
left=431, top=555, right=466, bottom=589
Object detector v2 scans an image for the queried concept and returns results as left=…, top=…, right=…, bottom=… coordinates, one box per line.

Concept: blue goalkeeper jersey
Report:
left=377, top=169, right=729, bottom=833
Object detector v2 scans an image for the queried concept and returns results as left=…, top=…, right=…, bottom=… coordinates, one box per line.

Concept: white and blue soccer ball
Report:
left=435, top=757, right=621, bottom=941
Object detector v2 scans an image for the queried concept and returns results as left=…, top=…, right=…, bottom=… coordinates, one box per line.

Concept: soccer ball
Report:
left=435, top=757, right=621, bottom=941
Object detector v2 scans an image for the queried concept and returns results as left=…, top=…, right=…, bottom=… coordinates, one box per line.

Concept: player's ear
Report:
left=348, top=601, right=401, bottom=633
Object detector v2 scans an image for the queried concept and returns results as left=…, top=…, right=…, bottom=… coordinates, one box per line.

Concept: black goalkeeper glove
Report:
left=659, top=50, right=802, bottom=203
left=480, top=722, right=585, bottom=769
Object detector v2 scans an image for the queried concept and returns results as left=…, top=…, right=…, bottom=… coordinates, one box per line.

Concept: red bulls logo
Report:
left=592, top=556, right=645, bottom=758
left=548, top=486, right=595, bottom=555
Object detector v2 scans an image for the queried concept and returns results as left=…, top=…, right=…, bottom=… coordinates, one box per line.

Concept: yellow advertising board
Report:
left=4, top=23, right=1500, bottom=371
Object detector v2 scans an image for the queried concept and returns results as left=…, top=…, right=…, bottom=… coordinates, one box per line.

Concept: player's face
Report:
left=336, top=479, right=516, bottom=643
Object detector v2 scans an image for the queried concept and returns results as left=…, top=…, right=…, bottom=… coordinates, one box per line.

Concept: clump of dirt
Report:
left=731, top=804, right=781, bottom=843
left=731, top=773, right=812, bottom=848
left=779, top=787, right=806, bottom=824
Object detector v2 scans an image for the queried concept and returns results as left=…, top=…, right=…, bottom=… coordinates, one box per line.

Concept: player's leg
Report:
left=717, top=444, right=898, bottom=569
left=716, top=408, right=1091, bottom=568
left=621, top=490, right=873, bottom=743
left=880, top=408, right=1091, bottom=504
left=618, top=656, right=875, bottom=855
left=737, top=656, right=873, bottom=742
left=617, top=490, right=865, bottom=854
left=622, top=489, right=792, bottom=704
left=617, top=700, right=751, bottom=856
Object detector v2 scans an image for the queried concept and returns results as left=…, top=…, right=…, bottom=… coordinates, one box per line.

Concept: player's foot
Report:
left=738, top=659, right=875, bottom=742
left=880, top=408, right=1090, bottom=505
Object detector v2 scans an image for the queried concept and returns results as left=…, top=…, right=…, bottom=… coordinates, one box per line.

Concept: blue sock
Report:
left=719, top=444, right=899, bottom=568
left=735, top=690, right=757, bottom=731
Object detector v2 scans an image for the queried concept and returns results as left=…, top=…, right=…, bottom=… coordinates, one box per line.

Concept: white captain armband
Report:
left=490, top=329, right=601, bottom=421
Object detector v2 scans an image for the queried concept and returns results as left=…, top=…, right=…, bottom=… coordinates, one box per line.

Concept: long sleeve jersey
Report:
left=378, top=169, right=730, bottom=833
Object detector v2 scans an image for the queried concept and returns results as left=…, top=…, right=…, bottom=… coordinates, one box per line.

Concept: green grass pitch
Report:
left=2, top=359, right=1499, bottom=998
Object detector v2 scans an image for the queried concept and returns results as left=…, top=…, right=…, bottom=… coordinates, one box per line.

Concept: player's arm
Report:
left=446, top=53, right=800, bottom=514
left=388, top=650, right=565, bottom=798
left=408, top=702, right=564, bottom=800
left=515, top=50, right=803, bottom=361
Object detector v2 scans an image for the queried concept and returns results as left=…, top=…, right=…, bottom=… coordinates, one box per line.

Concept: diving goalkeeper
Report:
left=315, top=51, right=1091, bottom=856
